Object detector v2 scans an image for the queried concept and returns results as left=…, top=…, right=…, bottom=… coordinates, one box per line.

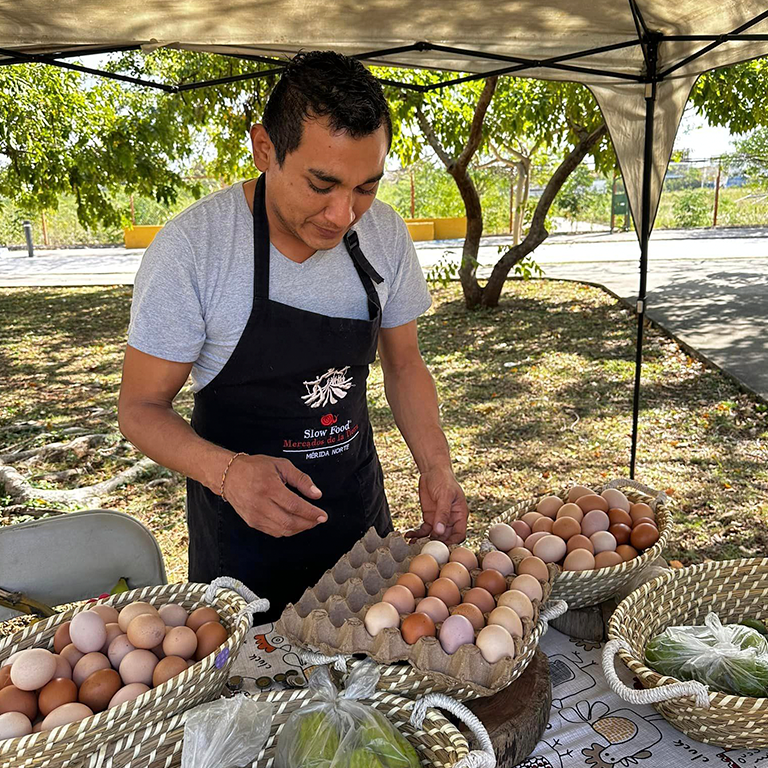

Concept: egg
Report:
left=630, top=503, right=655, bottom=523
left=511, top=520, right=532, bottom=540
left=521, top=512, right=543, bottom=529
left=89, top=605, right=120, bottom=626
left=631, top=522, right=659, bottom=550
left=186, top=607, right=220, bottom=633
left=396, top=573, right=426, bottom=599
left=488, top=523, right=517, bottom=551
left=563, top=549, right=595, bottom=572
left=517, top=556, right=549, bottom=582
left=474, top=569, right=507, bottom=596
left=510, top=574, right=543, bottom=603
left=421, top=540, right=450, bottom=566
left=508, top=546, right=533, bottom=560
left=73, top=653, right=111, bottom=687
left=594, top=551, right=623, bottom=569
left=38, top=678, right=78, bottom=717
left=616, top=544, right=639, bottom=561
left=79, top=669, right=122, bottom=713
left=633, top=517, right=658, bottom=529
left=163, top=626, right=198, bottom=660
left=533, top=535, right=567, bottom=564
left=590, top=531, right=617, bottom=554
left=497, top=590, right=534, bottom=620
left=41, top=702, right=93, bottom=731
left=532, top=517, right=554, bottom=534
left=449, top=547, right=478, bottom=570
left=536, top=496, right=563, bottom=518
left=608, top=508, right=633, bottom=527
left=364, top=602, right=400, bottom=636
left=0, top=686, right=37, bottom=720
left=54, top=622, right=72, bottom=654
left=556, top=503, right=584, bottom=523
left=158, top=604, right=189, bottom=628
left=566, top=534, right=594, bottom=554
left=10, top=648, right=56, bottom=691
left=514, top=534, right=527, bottom=549
left=576, top=494, right=609, bottom=513
left=461, top=588, right=496, bottom=614
left=108, top=683, right=150, bottom=710
left=0, top=667, right=11, bottom=690
left=408, top=553, right=440, bottom=583
left=609, top=523, right=632, bottom=545
left=581, top=510, right=610, bottom=538
left=400, top=613, right=437, bottom=644
left=440, top=562, right=471, bottom=590
left=482, top=550, right=514, bottom=576
left=427, top=578, right=461, bottom=607
left=118, top=602, right=160, bottom=633
left=101, top=623, right=124, bottom=655
left=382, top=585, right=416, bottom=614
left=450, top=603, right=485, bottom=631
left=438, top=615, right=475, bottom=654
left=60, top=644, right=85, bottom=670
left=476, top=625, right=516, bottom=663
left=524, top=531, right=550, bottom=551
left=552, top=516, right=581, bottom=540
left=567, top=485, right=593, bottom=501
left=152, top=656, right=189, bottom=687
left=107, top=635, right=136, bottom=670
left=601, top=488, right=630, bottom=511
left=127, top=613, right=166, bottom=650
left=119, top=650, right=158, bottom=686
left=488, top=606, right=523, bottom=638
left=0, top=711, right=32, bottom=740
left=195, top=622, right=228, bottom=661
left=415, top=596, right=450, bottom=623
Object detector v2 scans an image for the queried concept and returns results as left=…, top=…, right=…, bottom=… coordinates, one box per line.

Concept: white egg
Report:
left=421, top=540, right=450, bottom=566
left=363, top=602, right=400, bottom=637
left=476, top=625, right=516, bottom=663
left=489, top=523, right=517, bottom=552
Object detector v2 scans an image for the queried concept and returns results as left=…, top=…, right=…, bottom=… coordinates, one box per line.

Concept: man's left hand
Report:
left=406, top=468, right=469, bottom=544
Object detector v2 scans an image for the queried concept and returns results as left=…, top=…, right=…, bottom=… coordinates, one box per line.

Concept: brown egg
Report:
left=120, top=650, right=158, bottom=686
left=382, top=585, right=416, bottom=614
left=631, top=523, right=660, bottom=550
left=408, top=553, right=440, bottom=583
left=396, top=573, right=426, bottom=599
left=450, top=603, right=485, bottom=631
left=41, top=702, right=93, bottom=731
left=594, top=551, right=623, bottom=569
left=616, top=544, right=639, bottom=561
left=577, top=495, right=609, bottom=513
left=581, top=510, right=610, bottom=538
left=79, top=669, right=122, bottom=713
left=474, top=569, right=507, bottom=596
left=60, top=643, right=85, bottom=670
left=89, top=605, right=120, bottom=626
left=609, top=523, right=632, bottom=545
left=630, top=503, right=655, bottom=523
left=195, top=621, right=228, bottom=661
left=440, top=562, right=471, bottom=590
left=508, top=546, right=533, bottom=560
left=552, top=516, right=581, bottom=540
left=163, top=626, right=198, bottom=660
left=521, top=512, right=543, bottom=529
left=608, top=508, right=633, bottom=527
left=536, top=495, right=564, bottom=518
left=186, top=607, right=221, bottom=633
left=400, top=613, right=437, bottom=644
left=73, top=652, right=111, bottom=687
left=566, top=534, right=594, bottom=554
left=511, top=520, right=532, bottom=540
left=517, top=556, right=549, bottom=582
left=532, top=517, right=554, bottom=534
left=0, top=667, right=12, bottom=690
left=52, top=655, right=72, bottom=681
left=601, top=489, right=631, bottom=512
left=427, top=577, right=461, bottom=608
left=415, top=596, right=449, bottom=623
left=0, top=685, right=38, bottom=720
left=632, top=517, right=658, bottom=529
left=158, top=604, right=189, bottom=628
left=108, top=683, right=150, bottom=709
left=533, top=535, right=567, bottom=564
left=488, top=606, right=523, bottom=638
left=481, top=550, right=514, bottom=576
left=38, top=678, right=78, bottom=717
left=563, top=549, right=595, bottom=572
left=118, top=602, right=160, bottom=633
left=556, top=503, right=584, bottom=523
left=462, top=587, right=496, bottom=614
left=567, top=485, right=593, bottom=502
left=449, top=546, right=478, bottom=571
left=510, top=574, right=543, bottom=603
left=54, top=622, right=72, bottom=654
left=107, top=635, right=136, bottom=670
left=152, top=656, right=189, bottom=687
left=497, top=590, right=533, bottom=620
left=524, top=531, right=550, bottom=551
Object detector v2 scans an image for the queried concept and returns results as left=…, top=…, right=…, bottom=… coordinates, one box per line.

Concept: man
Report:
left=118, top=51, right=468, bottom=620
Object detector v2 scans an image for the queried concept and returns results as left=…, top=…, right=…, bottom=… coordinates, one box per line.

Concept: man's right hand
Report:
left=223, top=454, right=326, bottom=537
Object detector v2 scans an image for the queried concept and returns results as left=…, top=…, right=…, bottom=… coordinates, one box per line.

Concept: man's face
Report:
left=254, top=116, right=389, bottom=253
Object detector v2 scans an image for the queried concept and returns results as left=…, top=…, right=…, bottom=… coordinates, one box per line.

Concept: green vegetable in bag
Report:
left=294, top=711, right=341, bottom=767
left=359, top=716, right=420, bottom=768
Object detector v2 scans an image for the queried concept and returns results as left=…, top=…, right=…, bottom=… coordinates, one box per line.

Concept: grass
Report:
left=1, top=282, right=767, bottom=591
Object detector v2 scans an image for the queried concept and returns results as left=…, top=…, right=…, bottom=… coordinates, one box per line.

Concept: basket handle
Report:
left=298, top=649, right=349, bottom=672
left=204, top=576, right=270, bottom=621
left=538, top=600, right=568, bottom=635
left=604, top=478, right=667, bottom=507
left=602, top=639, right=710, bottom=709
left=411, top=693, right=496, bottom=768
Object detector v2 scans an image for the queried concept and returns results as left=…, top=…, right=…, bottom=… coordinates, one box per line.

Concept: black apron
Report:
left=187, top=174, right=392, bottom=622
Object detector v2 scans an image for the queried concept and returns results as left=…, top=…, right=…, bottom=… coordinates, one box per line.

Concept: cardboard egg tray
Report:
left=277, top=527, right=557, bottom=693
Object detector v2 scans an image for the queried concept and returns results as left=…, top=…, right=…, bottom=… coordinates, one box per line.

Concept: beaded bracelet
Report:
left=220, top=451, right=246, bottom=503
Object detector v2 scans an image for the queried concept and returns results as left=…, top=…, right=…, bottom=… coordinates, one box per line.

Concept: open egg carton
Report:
left=277, top=527, right=558, bottom=696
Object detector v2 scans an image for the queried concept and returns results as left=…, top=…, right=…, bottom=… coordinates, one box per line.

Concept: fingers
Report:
left=405, top=522, right=432, bottom=539
left=276, top=458, right=322, bottom=499
left=259, top=499, right=321, bottom=537
left=273, top=484, right=327, bottom=524
left=429, top=489, right=454, bottom=540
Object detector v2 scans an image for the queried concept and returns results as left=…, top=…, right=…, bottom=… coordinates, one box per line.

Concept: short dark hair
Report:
left=262, top=51, right=392, bottom=165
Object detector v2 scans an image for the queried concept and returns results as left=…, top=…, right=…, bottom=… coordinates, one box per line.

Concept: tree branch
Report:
left=414, top=107, right=455, bottom=170
left=457, top=76, right=498, bottom=172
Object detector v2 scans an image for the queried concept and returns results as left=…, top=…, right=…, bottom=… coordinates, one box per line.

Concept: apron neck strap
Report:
left=343, top=230, right=383, bottom=321
left=252, top=173, right=270, bottom=300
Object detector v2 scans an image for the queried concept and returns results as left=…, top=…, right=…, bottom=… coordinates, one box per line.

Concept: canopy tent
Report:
left=2, top=1, right=768, bottom=475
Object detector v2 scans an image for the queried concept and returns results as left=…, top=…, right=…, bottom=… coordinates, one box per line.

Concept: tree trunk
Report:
left=452, top=167, right=484, bottom=308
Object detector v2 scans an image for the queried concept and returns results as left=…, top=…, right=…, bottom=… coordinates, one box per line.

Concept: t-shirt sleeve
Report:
left=381, top=215, right=432, bottom=329
left=127, top=222, right=206, bottom=363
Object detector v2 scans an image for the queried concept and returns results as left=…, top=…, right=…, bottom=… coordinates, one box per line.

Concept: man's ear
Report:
left=250, top=125, right=273, bottom=172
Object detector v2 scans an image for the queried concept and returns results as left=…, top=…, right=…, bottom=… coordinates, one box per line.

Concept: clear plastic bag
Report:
left=275, top=661, right=421, bottom=768
left=645, top=612, right=768, bottom=697
left=181, top=694, right=273, bottom=768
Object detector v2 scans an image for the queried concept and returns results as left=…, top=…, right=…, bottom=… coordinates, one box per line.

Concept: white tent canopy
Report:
left=2, top=1, right=768, bottom=472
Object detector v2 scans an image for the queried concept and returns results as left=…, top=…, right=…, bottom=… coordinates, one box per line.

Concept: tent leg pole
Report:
left=630, top=43, right=659, bottom=479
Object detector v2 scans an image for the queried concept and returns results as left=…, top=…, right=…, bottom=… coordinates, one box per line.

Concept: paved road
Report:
left=2, top=226, right=767, bottom=399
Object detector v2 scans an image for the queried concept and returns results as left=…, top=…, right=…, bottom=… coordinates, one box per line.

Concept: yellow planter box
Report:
left=406, top=221, right=435, bottom=241
left=123, top=225, right=163, bottom=249
left=405, top=217, right=467, bottom=240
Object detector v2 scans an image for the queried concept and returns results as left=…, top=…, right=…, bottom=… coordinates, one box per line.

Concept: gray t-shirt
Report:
left=128, top=181, right=432, bottom=392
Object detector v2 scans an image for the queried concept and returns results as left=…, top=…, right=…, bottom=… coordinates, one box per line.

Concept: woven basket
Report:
left=0, top=579, right=254, bottom=768
left=485, top=479, right=671, bottom=609
left=605, top=558, right=768, bottom=748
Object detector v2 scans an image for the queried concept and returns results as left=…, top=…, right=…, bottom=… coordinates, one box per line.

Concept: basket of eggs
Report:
left=0, top=578, right=256, bottom=767
left=484, top=479, right=671, bottom=610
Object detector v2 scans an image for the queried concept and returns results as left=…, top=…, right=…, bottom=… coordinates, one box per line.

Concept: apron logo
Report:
left=302, top=366, right=354, bottom=409
left=320, top=413, right=338, bottom=426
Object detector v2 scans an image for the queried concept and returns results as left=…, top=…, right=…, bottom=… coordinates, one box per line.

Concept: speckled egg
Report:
left=118, top=602, right=159, bottom=633
left=127, top=613, right=166, bottom=651
left=163, top=626, right=198, bottom=660
left=108, top=635, right=136, bottom=670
